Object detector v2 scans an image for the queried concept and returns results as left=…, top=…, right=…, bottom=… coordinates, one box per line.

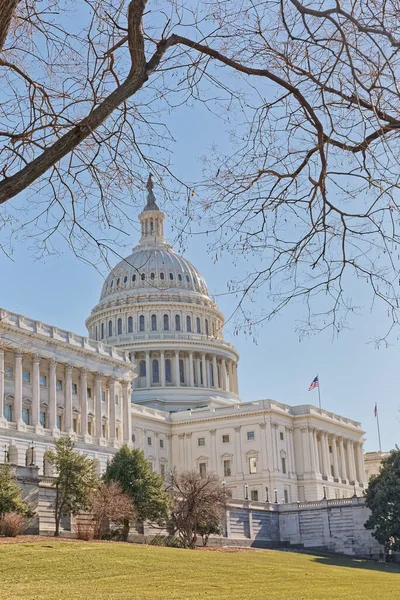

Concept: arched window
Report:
left=179, top=359, right=185, bottom=384
left=186, top=275, right=190, bottom=283
left=116, top=277, right=120, bottom=285
left=178, top=273, right=182, bottom=281
left=150, top=220, right=154, bottom=233
left=141, top=273, right=145, bottom=281
left=152, top=359, right=159, bottom=384
left=151, top=314, right=157, bottom=331
left=101, top=323, right=105, bottom=339
left=124, top=275, right=128, bottom=283
left=117, top=318, right=122, bottom=335
left=163, top=314, right=169, bottom=331
left=169, top=272, right=174, bottom=280
left=139, top=360, right=146, bottom=377
left=139, top=315, right=145, bottom=332
left=209, top=362, right=214, bottom=387
left=110, top=280, right=114, bottom=287
left=151, top=272, right=155, bottom=280
left=108, top=320, right=113, bottom=337
left=175, top=315, right=181, bottom=331
left=165, top=359, right=172, bottom=383
left=196, top=317, right=201, bottom=334
left=186, top=316, right=191, bottom=332
left=205, top=319, right=209, bottom=336
left=132, top=274, right=136, bottom=282
left=160, top=272, right=165, bottom=280
left=128, top=316, right=133, bottom=333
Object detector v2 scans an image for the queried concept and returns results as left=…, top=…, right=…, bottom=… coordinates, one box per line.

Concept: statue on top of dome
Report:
left=144, top=173, right=160, bottom=212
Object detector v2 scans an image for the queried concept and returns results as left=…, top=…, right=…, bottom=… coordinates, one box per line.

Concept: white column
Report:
left=64, top=364, right=73, bottom=434
left=95, top=373, right=103, bottom=438
left=227, top=361, right=233, bottom=393
left=80, top=368, right=88, bottom=437
left=313, top=429, right=321, bottom=474
left=308, top=428, right=316, bottom=473
left=332, top=435, right=339, bottom=479
left=145, top=352, right=151, bottom=388
left=174, top=351, right=180, bottom=387
left=221, top=358, right=227, bottom=391
left=14, top=352, right=23, bottom=428
left=122, top=381, right=132, bottom=444
left=259, top=422, right=268, bottom=472
left=324, top=433, right=332, bottom=478
left=212, top=356, right=218, bottom=389
left=234, top=364, right=239, bottom=394
left=201, top=354, right=207, bottom=387
left=188, top=352, right=194, bottom=387
left=234, top=425, right=243, bottom=475
left=31, top=354, right=41, bottom=430
left=356, top=442, right=365, bottom=487
left=49, top=359, right=57, bottom=432
left=160, top=351, right=166, bottom=387
left=109, top=377, right=116, bottom=442
left=339, top=437, right=347, bottom=481
left=320, top=432, right=329, bottom=476
left=195, top=357, right=201, bottom=388
left=348, top=440, right=357, bottom=483
left=301, top=427, right=311, bottom=473
left=0, top=349, right=5, bottom=425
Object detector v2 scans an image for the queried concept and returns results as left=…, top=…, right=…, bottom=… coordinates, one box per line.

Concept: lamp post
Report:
left=3, top=444, right=8, bottom=464
left=29, top=441, right=35, bottom=466
left=265, top=486, right=269, bottom=503
left=244, top=482, right=249, bottom=500
left=323, top=485, right=327, bottom=499
left=274, top=488, right=278, bottom=503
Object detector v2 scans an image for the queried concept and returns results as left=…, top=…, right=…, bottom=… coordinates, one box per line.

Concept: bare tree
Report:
left=90, top=481, right=136, bottom=539
left=168, top=470, right=230, bottom=549
left=1, top=0, right=400, bottom=336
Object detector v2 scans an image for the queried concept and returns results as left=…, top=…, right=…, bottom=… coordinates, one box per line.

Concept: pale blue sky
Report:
left=0, top=28, right=398, bottom=453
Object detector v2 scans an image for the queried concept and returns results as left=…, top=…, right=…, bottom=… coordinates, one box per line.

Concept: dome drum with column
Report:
left=86, top=176, right=240, bottom=411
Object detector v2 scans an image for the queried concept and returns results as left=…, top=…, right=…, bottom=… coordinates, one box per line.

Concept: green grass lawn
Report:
left=0, top=540, right=399, bottom=600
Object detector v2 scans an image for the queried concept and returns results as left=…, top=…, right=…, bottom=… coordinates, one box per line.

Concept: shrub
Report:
left=0, top=512, right=27, bottom=537
left=74, top=520, right=95, bottom=541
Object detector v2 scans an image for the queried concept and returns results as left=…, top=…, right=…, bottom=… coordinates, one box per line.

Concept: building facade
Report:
left=0, top=177, right=369, bottom=502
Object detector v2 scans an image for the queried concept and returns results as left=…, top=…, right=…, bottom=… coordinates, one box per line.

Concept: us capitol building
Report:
left=0, top=178, right=367, bottom=503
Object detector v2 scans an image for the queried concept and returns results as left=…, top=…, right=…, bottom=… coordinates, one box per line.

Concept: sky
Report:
left=0, top=7, right=399, bottom=453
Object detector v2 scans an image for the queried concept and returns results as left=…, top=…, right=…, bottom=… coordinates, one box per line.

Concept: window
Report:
left=280, top=431, right=284, bottom=441
left=115, top=394, right=119, bottom=405
left=40, top=374, right=47, bottom=387
left=169, top=272, right=174, bottom=280
left=178, top=273, right=182, bottom=281
left=186, top=315, right=191, bottom=332
left=222, top=434, right=230, bottom=444
left=4, top=405, right=11, bottom=422
left=160, top=272, right=165, bottom=280
left=40, top=411, right=47, bottom=428
left=117, top=318, right=122, bottom=335
left=101, top=323, right=105, bottom=339
left=141, top=273, right=145, bottom=281
left=249, top=457, right=257, bottom=474
left=88, top=421, right=93, bottom=436
left=73, top=418, right=78, bottom=433
left=281, top=456, right=287, bottom=474
left=147, top=436, right=152, bottom=446
left=199, top=463, right=207, bottom=479
left=102, top=423, right=107, bottom=438
left=56, top=380, right=63, bottom=391
left=224, top=460, right=231, bottom=477
left=132, top=274, right=136, bottom=282
left=56, top=415, right=62, bottom=430
left=150, top=272, right=155, bottom=280
left=196, top=317, right=201, bottom=333
left=72, top=383, right=78, bottom=395
left=247, top=431, right=255, bottom=441
left=116, top=427, right=120, bottom=440
left=208, top=362, right=214, bottom=387
left=5, top=366, right=13, bottom=378
left=152, top=359, right=160, bottom=384
left=160, top=438, right=164, bottom=449
left=128, top=316, right=133, bottom=333
left=175, top=314, right=181, bottom=331
left=101, top=390, right=106, bottom=402
left=87, top=387, right=92, bottom=398
left=160, top=463, right=166, bottom=480
left=205, top=319, right=209, bottom=336
left=179, top=359, right=184, bottom=384
left=198, top=437, right=205, bottom=447
left=251, top=490, right=259, bottom=502
left=116, top=278, right=120, bottom=286
left=131, top=433, right=136, bottom=443
left=186, top=275, right=190, bottom=283
left=165, top=359, right=172, bottom=384
left=139, top=360, right=146, bottom=377
left=110, top=280, right=114, bottom=287
left=151, top=314, right=157, bottom=331
left=163, top=314, right=169, bottom=331
left=95, top=325, right=98, bottom=340
left=124, top=275, right=128, bottom=283
left=139, top=315, right=145, bottom=332
left=284, top=489, right=289, bottom=504
left=22, top=370, right=30, bottom=383
left=22, top=408, right=30, bottom=425
left=108, top=320, right=113, bottom=337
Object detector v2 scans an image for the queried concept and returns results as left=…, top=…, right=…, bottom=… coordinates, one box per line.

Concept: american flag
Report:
left=308, top=376, right=319, bottom=391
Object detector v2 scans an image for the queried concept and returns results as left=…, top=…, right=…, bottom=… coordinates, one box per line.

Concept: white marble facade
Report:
left=0, top=178, right=368, bottom=501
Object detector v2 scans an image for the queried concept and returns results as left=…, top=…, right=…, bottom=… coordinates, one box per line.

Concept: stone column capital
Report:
left=80, top=366, right=89, bottom=376
left=259, top=422, right=266, bottom=429
left=32, top=353, right=41, bottom=363
left=65, top=363, right=73, bottom=373
left=95, top=372, right=103, bottom=381
left=49, top=358, right=57, bottom=367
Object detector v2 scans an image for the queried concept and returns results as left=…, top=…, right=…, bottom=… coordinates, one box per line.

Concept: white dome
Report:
left=100, top=246, right=209, bottom=302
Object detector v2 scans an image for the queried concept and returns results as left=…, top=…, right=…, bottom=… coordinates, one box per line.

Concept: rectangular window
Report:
left=101, top=391, right=106, bottom=402
left=249, top=457, right=257, bottom=474
left=39, top=374, right=47, bottom=387
left=284, top=489, right=289, bottom=504
left=199, top=462, right=207, bottom=479
left=22, top=408, right=30, bottom=425
left=222, top=434, right=230, bottom=444
left=251, top=490, right=259, bottom=502
left=147, top=437, right=152, bottom=446
left=22, top=370, right=31, bottom=383
left=4, top=405, right=12, bottom=422
left=87, top=387, right=92, bottom=398
left=56, top=415, right=62, bottom=430
left=40, top=411, right=47, bottom=428
left=88, top=421, right=93, bottom=436
left=116, top=427, right=120, bottom=440
left=73, top=418, right=78, bottom=433
left=102, top=423, right=107, bottom=438
left=160, top=463, right=166, bottom=480
left=281, top=457, right=287, bottom=474
left=5, top=366, right=13, bottom=378
left=198, top=437, right=205, bottom=447
left=56, top=379, right=63, bottom=391
left=115, top=394, right=119, bottom=405
left=280, top=431, right=284, bottom=441
left=160, top=439, right=164, bottom=449
left=247, top=431, right=255, bottom=441
left=72, top=383, right=78, bottom=395
left=223, top=460, right=231, bottom=477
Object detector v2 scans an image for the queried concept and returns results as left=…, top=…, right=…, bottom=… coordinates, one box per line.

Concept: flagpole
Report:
left=376, top=403, right=382, bottom=452
left=317, top=373, right=322, bottom=410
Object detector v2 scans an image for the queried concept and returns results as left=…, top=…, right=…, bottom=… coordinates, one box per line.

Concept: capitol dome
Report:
left=86, top=175, right=240, bottom=411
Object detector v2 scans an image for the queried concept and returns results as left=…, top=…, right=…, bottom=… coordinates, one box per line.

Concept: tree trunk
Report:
left=0, top=0, right=19, bottom=50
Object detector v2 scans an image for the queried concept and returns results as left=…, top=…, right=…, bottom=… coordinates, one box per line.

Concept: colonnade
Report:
left=0, top=348, right=132, bottom=446
left=132, top=349, right=239, bottom=393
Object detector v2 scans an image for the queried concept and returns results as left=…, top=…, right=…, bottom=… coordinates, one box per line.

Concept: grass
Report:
left=0, top=540, right=399, bottom=600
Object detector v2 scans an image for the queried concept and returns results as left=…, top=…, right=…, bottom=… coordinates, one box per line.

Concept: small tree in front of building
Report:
left=47, top=438, right=99, bottom=537
left=104, top=446, right=170, bottom=536
left=0, top=464, right=33, bottom=517
left=365, top=448, right=400, bottom=556
left=168, top=470, right=230, bottom=549
left=90, top=481, right=136, bottom=540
